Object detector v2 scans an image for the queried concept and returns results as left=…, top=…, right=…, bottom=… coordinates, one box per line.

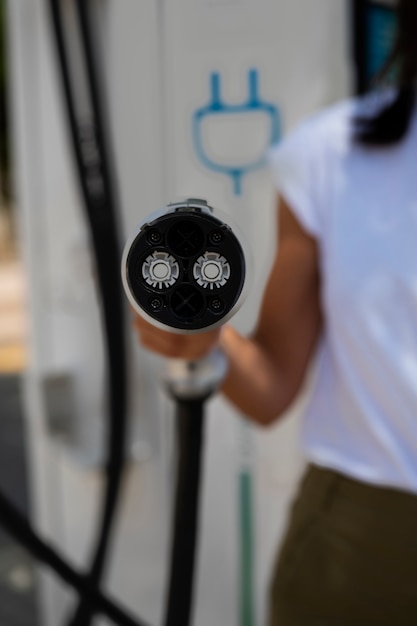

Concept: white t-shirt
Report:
left=269, top=95, right=417, bottom=493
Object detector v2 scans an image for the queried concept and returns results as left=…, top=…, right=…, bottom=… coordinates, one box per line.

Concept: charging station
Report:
left=7, top=1, right=351, bottom=625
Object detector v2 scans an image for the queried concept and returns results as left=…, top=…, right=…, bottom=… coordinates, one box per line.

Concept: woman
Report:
left=134, top=1, right=417, bottom=622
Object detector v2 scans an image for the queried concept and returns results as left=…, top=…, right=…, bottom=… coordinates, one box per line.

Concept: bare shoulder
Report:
left=253, top=194, right=322, bottom=402
left=279, top=195, right=319, bottom=251
left=258, top=193, right=320, bottom=316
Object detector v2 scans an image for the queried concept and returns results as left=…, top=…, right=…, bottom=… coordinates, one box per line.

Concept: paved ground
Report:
left=0, top=376, right=40, bottom=626
left=0, top=208, right=39, bottom=624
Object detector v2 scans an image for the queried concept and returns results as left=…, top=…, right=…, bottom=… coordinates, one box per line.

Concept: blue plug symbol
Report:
left=192, top=69, right=281, bottom=195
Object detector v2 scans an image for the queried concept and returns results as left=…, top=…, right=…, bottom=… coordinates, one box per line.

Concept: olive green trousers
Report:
left=268, top=464, right=417, bottom=625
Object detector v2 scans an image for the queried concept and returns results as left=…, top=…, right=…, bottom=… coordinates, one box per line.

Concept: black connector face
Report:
left=125, top=209, right=246, bottom=332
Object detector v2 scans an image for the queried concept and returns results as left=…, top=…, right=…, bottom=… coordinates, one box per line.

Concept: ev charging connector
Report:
left=122, top=198, right=247, bottom=334
left=122, top=197, right=249, bottom=396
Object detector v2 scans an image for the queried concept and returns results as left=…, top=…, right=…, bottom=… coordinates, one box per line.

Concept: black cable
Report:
left=47, top=1, right=129, bottom=624
left=0, top=489, right=148, bottom=626
left=164, top=398, right=206, bottom=626
left=68, top=3, right=128, bottom=623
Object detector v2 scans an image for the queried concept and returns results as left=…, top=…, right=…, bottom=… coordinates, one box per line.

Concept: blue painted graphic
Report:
left=192, top=69, right=281, bottom=195
left=366, top=5, right=397, bottom=82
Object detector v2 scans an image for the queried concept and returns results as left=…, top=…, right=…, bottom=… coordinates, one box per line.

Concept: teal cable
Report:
left=239, top=468, right=255, bottom=626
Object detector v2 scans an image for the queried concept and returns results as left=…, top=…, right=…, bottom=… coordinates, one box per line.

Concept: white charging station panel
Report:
left=9, top=1, right=351, bottom=624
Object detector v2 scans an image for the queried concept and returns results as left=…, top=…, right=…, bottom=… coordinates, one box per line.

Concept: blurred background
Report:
left=0, top=1, right=396, bottom=625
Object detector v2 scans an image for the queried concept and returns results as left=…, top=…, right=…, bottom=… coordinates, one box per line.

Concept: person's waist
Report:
left=306, top=462, right=417, bottom=520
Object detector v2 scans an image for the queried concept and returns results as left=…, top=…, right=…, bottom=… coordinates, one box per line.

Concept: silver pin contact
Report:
left=142, top=251, right=180, bottom=289
left=193, top=252, right=230, bottom=289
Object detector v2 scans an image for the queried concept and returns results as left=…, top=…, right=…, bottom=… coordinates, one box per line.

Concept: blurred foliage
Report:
left=0, top=0, right=10, bottom=203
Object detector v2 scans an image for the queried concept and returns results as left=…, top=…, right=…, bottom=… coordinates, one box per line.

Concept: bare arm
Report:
left=220, top=197, right=322, bottom=424
left=133, top=196, right=322, bottom=426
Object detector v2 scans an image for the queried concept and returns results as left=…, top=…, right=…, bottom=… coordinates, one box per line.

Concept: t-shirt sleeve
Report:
left=267, top=120, right=323, bottom=239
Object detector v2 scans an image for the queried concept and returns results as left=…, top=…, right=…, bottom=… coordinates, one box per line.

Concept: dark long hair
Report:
left=355, top=0, right=417, bottom=146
